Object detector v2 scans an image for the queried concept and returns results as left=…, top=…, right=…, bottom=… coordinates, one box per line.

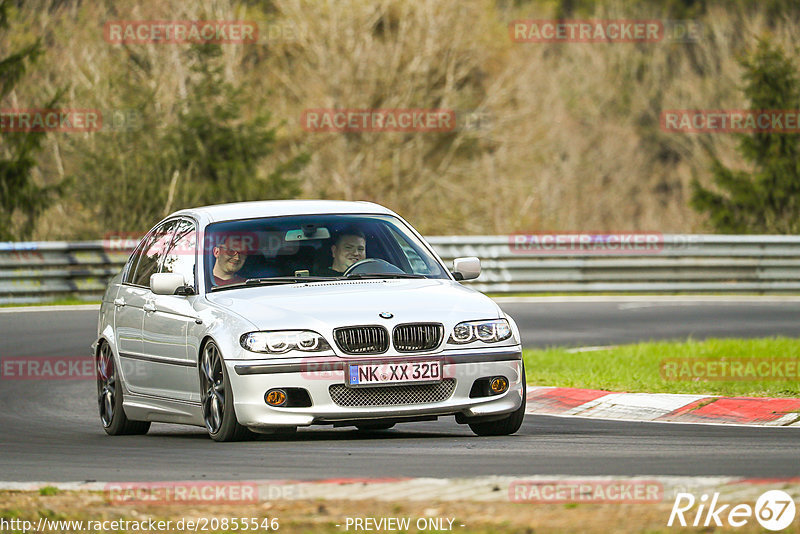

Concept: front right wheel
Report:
left=468, top=364, right=526, bottom=436
left=200, top=340, right=251, bottom=442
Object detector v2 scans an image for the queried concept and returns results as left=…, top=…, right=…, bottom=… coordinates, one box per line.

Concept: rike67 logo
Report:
left=668, top=490, right=796, bottom=531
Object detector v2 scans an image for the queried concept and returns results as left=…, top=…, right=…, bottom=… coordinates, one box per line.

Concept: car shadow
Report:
left=141, top=424, right=474, bottom=442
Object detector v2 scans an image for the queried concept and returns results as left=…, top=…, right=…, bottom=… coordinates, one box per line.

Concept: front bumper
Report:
left=226, top=348, right=524, bottom=429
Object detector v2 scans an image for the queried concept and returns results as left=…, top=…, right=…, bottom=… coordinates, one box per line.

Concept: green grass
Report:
left=486, top=292, right=800, bottom=298
left=0, top=298, right=100, bottom=308
left=523, top=337, right=800, bottom=398
left=37, top=486, right=59, bottom=497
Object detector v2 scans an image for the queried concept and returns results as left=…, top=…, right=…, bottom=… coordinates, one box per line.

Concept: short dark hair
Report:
left=332, top=227, right=365, bottom=246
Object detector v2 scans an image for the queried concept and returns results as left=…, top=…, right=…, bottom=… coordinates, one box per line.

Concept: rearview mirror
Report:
left=452, top=257, right=481, bottom=281
left=150, top=273, right=191, bottom=295
left=285, top=227, right=331, bottom=241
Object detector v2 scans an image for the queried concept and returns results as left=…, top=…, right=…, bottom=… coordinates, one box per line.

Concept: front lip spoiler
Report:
left=233, top=349, right=522, bottom=376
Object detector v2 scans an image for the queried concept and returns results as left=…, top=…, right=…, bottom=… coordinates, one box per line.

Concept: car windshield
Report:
left=204, top=214, right=449, bottom=291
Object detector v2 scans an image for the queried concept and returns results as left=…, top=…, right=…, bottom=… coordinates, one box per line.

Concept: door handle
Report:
left=143, top=302, right=156, bottom=313
left=113, top=298, right=125, bottom=308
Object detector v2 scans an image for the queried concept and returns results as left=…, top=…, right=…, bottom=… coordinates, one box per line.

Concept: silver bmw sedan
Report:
left=94, top=200, right=525, bottom=441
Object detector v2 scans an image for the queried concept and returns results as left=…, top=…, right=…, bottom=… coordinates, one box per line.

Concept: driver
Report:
left=211, top=235, right=249, bottom=286
left=317, top=228, right=366, bottom=276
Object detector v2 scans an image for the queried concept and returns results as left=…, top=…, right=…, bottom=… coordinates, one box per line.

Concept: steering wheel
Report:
left=343, top=258, right=405, bottom=276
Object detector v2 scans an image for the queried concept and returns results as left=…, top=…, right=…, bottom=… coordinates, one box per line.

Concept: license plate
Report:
left=346, top=360, right=441, bottom=387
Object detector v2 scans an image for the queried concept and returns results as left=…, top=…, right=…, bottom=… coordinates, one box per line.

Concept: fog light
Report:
left=265, top=389, right=287, bottom=407
left=490, top=377, right=508, bottom=394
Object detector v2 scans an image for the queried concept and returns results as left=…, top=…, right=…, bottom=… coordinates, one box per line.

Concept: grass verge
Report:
left=523, top=337, right=800, bottom=398
left=0, top=299, right=100, bottom=308
left=0, top=490, right=787, bottom=534
left=487, top=292, right=800, bottom=298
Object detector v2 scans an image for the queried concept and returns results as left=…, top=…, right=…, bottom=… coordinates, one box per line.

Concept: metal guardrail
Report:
left=429, top=235, right=800, bottom=293
left=0, top=241, right=129, bottom=304
left=2, top=235, right=800, bottom=303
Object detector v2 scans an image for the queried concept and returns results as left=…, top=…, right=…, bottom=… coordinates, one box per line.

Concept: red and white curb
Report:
left=526, top=386, right=800, bottom=427
left=2, top=476, right=799, bottom=503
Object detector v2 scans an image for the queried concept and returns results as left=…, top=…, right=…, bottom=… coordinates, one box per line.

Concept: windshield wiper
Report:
left=343, top=273, right=427, bottom=280
left=209, top=276, right=339, bottom=291
left=246, top=276, right=340, bottom=284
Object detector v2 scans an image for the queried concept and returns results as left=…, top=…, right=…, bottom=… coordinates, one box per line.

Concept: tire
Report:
left=200, top=340, right=251, bottom=442
left=468, top=364, right=526, bottom=437
left=355, top=423, right=396, bottom=431
left=96, top=342, right=150, bottom=436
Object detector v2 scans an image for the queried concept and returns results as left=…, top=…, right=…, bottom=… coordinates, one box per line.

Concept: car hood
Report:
left=204, top=278, right=502, bottom=332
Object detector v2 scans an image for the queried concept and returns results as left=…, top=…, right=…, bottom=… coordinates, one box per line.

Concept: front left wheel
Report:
left=200, top=340, right=251, bottom=442
left=96, top=342, right=150, bottom=436
left=468, top=363, right=527, bottom=437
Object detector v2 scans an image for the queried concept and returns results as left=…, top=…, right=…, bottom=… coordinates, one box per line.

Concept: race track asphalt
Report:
left=1, top=299, right=798, bottom=482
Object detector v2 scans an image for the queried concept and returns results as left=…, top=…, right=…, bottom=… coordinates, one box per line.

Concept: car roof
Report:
left=171, top=200, right=396, bottom=225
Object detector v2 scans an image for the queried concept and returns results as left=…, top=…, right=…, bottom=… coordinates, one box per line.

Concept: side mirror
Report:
left=150, top=273, right=192, bottom=296
left=452, top=257, right=481, bottom=281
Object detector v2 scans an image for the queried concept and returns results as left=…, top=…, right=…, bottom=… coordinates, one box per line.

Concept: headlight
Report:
left=447, top=319, right=513, bottom=344
left=240, top=331, right=332, bottom=354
